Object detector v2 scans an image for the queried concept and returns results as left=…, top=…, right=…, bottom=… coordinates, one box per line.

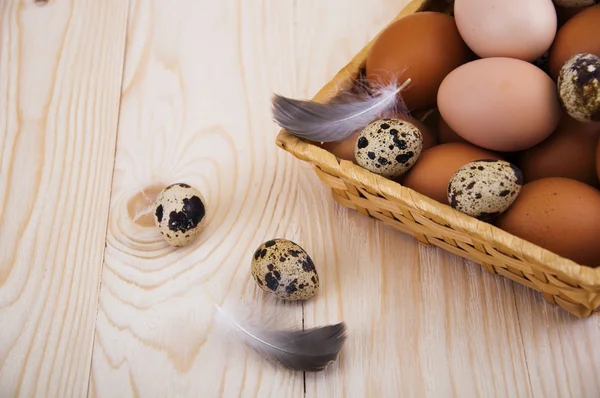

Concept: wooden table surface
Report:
left=2, top=0, right=600, bottom=397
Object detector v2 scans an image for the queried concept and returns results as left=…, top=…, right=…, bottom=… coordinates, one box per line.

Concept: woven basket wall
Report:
left=275, top=0, right=600, bottom=318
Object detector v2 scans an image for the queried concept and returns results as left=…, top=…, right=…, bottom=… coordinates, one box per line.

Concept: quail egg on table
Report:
left=154, top=183, right=207, bottom=247
left=354, top=118, right=423, bottom=178
left=250, top=239, right=319, bottom=300
left=447, top=160, right=524, bottom=221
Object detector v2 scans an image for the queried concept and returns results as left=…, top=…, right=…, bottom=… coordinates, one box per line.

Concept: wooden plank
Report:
left=83, top=1, right=600, bottom=398
left=89, top=1, right=312, bottom=396
left=303, top=202, right=532, bottom=397
left=515, top=285, right=600, bottom=398
left=0, top=0, right=129, bottom=397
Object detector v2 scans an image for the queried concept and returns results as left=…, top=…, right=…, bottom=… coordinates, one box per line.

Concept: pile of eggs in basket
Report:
left=319, top=1, right=600, bottom=267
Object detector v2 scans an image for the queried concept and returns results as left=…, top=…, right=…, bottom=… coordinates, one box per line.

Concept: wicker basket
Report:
left=275, top=0, right=600, bottom=318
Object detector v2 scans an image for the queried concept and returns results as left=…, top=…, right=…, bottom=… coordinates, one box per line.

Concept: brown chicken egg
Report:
left=400, top=142, right=503, bottom=205
left=548, top=4, right=600, bottom=80
left=596, top=137, right=600, bottom=181
left=437, top=112, right=468, bottom=145
left=419, top=108, right=466, bottom=144
left=320, top=114, right=436, bottom=162
left=519, top=112, right=600, bottom=186
left=497, top=177, right=600, bottom=267
left=365, top=11, right=474, bottom=112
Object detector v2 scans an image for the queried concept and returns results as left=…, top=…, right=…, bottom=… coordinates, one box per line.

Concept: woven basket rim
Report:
left=274, top=0, right=600, bottom=289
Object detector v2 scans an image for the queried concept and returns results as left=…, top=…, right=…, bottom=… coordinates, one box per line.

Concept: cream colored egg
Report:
left=154, top=183, right=207, bottom=247
left=437, top=57, right=562, bottom=152
left=558, top=53, right=600, bottom=122
left=250, top=239, right=319, bottom=300
left=354, top=118, right=423, bottom=178
left=447, top=160, right=524, bottom=221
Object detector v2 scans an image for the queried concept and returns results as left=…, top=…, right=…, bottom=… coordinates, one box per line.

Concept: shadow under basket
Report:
left=275, top=0, right=600, bottom=318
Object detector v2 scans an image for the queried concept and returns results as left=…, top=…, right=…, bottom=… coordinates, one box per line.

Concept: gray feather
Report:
left=215, top=302, right=347, bottom=372
left=272, top=78, right=411, bottom=143
left=236, top=322, right=347, bottom=372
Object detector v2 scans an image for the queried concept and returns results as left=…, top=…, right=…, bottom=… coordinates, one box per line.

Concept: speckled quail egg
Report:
left=154, top=183, right=207, bottom=247
left=250, top=239, right=319, bottom=300
left=447, top=160, right=523, bottom=221
left=558, top=53, right=600, bottom=122
left=354, top=118, right=423, bottom=178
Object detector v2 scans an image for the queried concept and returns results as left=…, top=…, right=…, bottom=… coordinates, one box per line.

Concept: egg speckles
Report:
left=354, top=118, right=423, bottom=178
left=250, top=239, right=319, bottom=300
left=558, top=53, right=600, bottom=122
left=154, top=183, right=207, bottom=247
left=447, top=160, right=523, bottom=221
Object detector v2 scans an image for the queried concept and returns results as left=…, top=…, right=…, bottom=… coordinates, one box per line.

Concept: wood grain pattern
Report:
left=88, top=1, right=313, bottom=396
left=516, top=285, right=600, bottom=398
left=89, top=1, right=418, bottom=396
left=0, top=0, right=128, bottom=397
left=301, top=200, right=532, bottom=398
left=2, top=1, right=600, bottom=397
